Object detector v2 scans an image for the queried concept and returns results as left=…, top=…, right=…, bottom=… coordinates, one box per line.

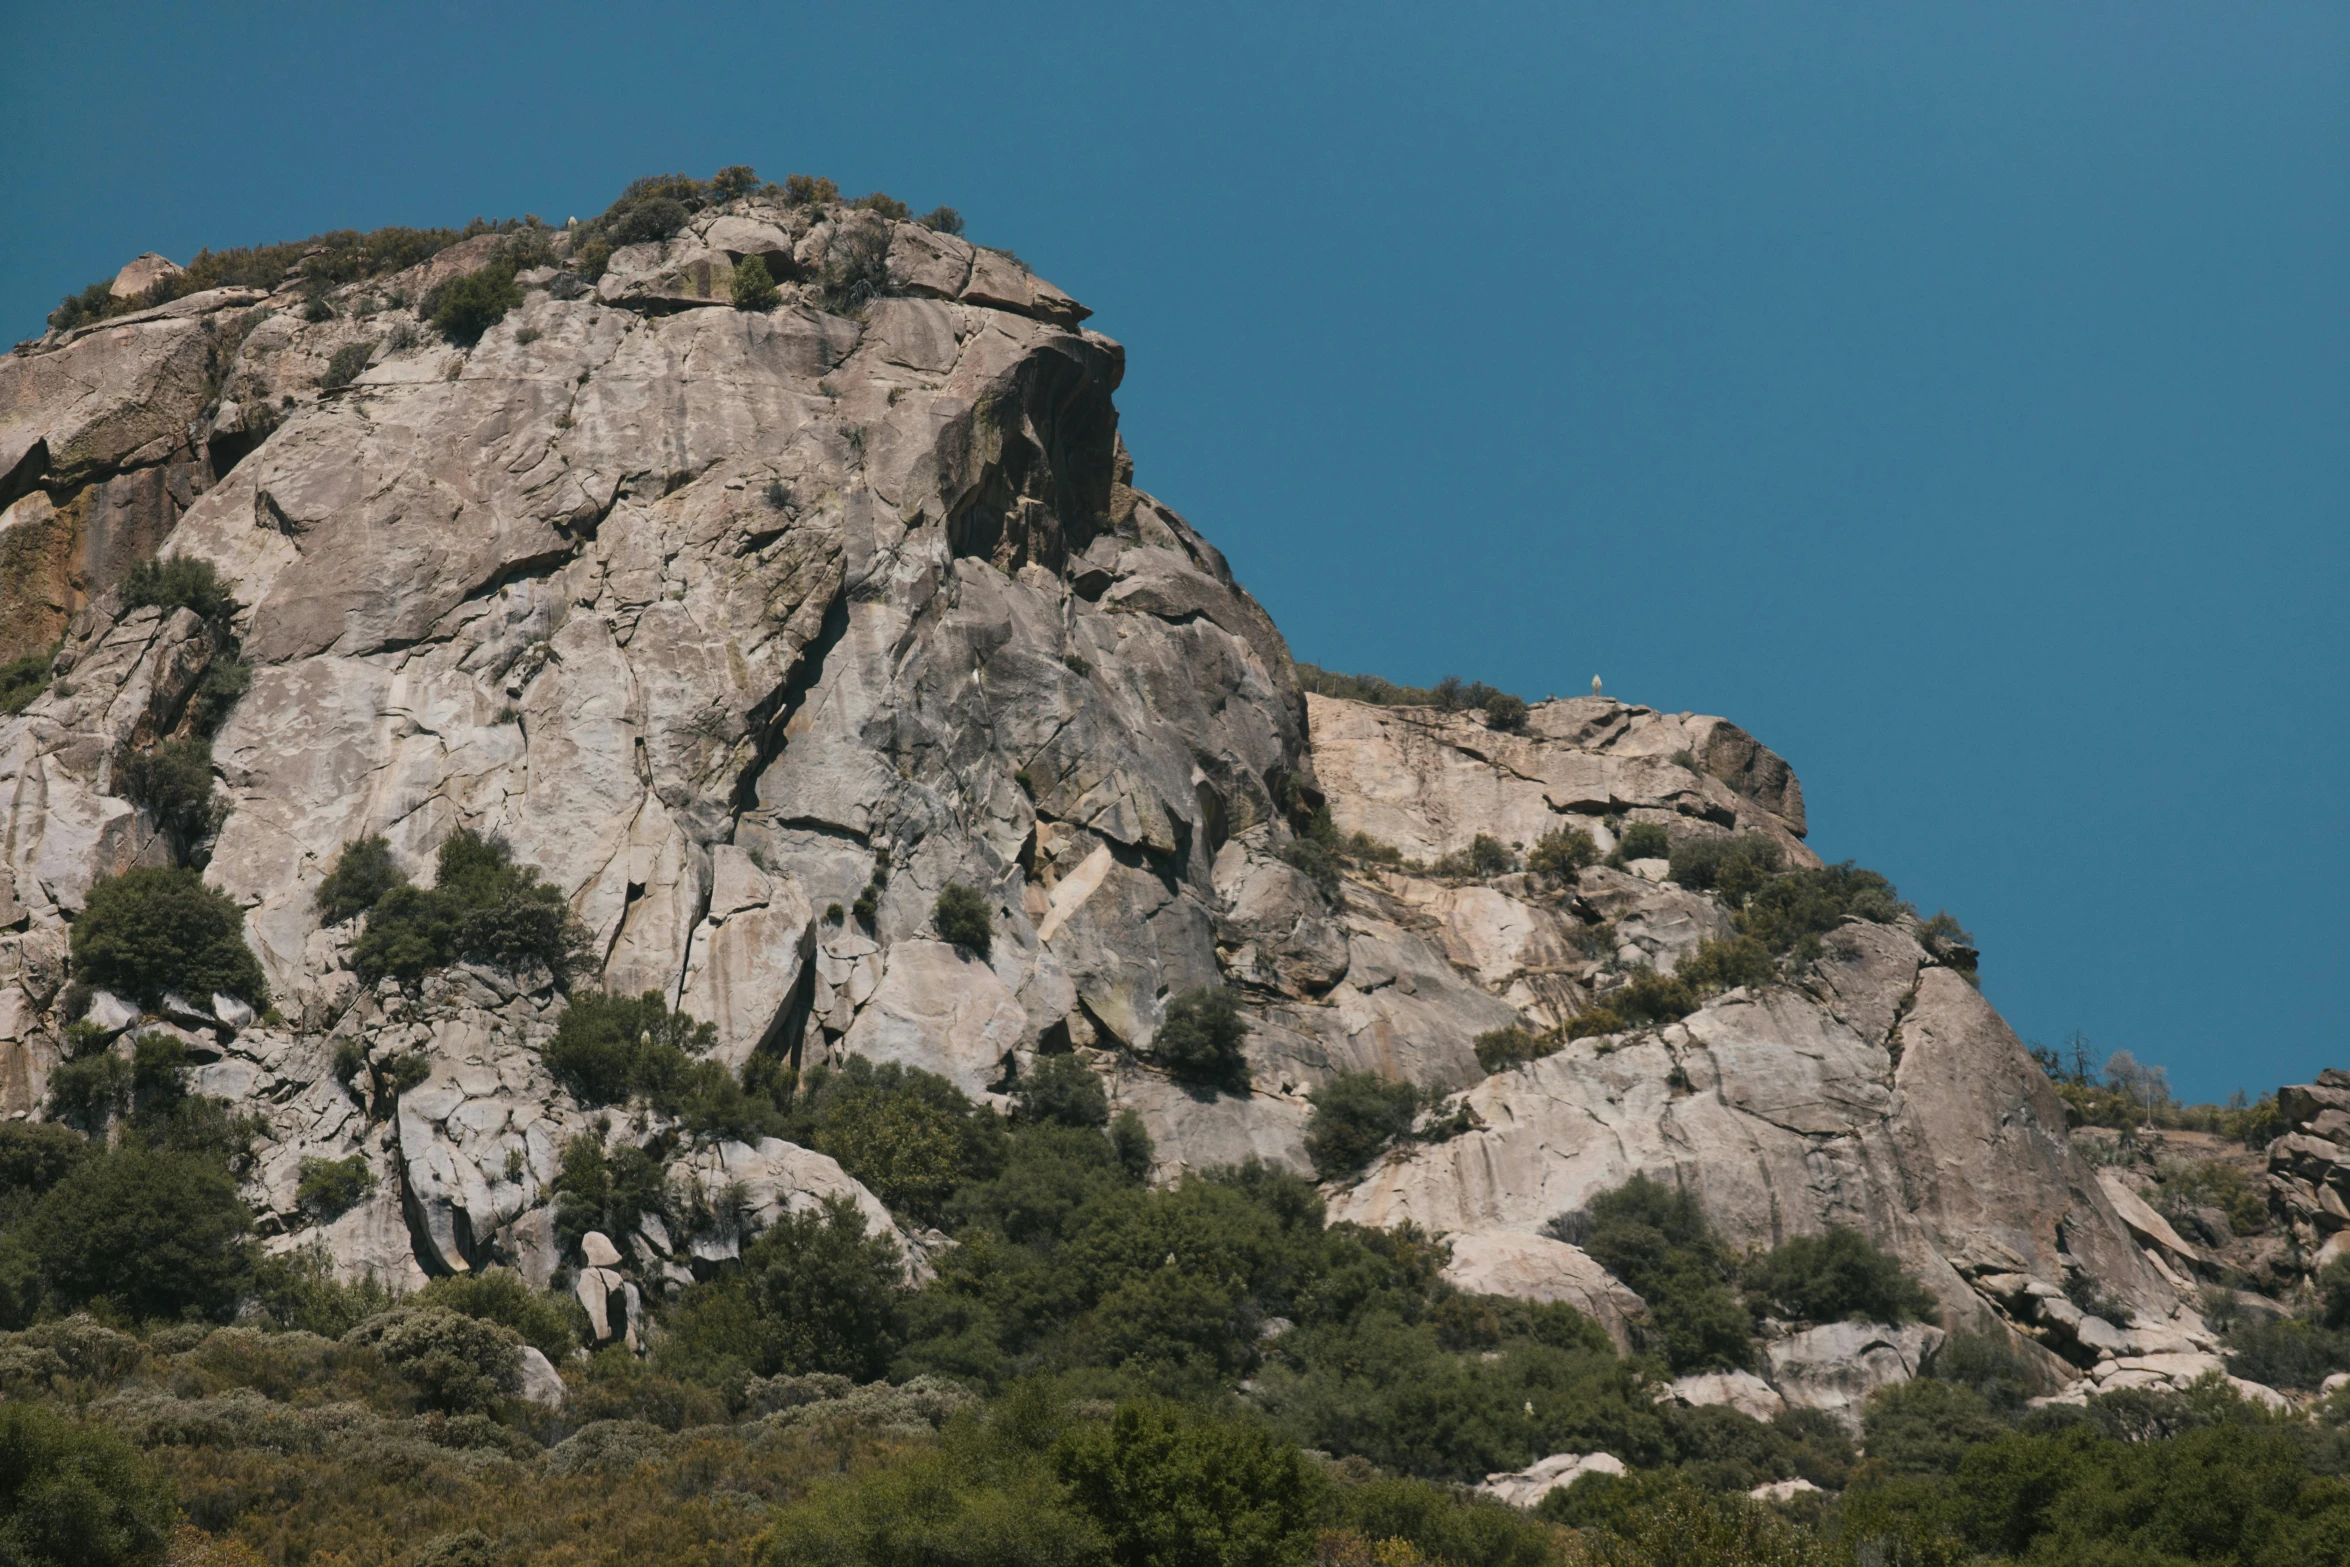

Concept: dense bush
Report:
left=1741, top=1226, right=1938, bottom=1325
left=1473, top=1026, right=1560, bottom=1074
left=1737, top=861, right=1906, bottom=956
left=786, top=1056, right=1003, bottom=1226
left=0, top=649, right=53, bottom=716
left=1527, top=825, right=1598, bottom=881
left=24, top=1145, right=254, bottom=1320
left=0, top=1401, right=176, bottom=1567
left=353, top=828, right=591, bottom=986
left=344, top=1305, right=522, bottom=1414
left=1304, top=1073, right=1421, bottom=1181
left=1482, top=691, right=1529, bottom=731
left=932, top=883, right=993, bottom=958
left=1667, top=832, right=1784, bottom=901
left=119, top=555, right=234, bottom=622
left=295, top=1154, right=372, bottom=1220
left=428, top=262, right=523, bottom=346
left=1675, top=934, right=1779, bottom=994
left=419, top=1267, right=581, bottom=1361
left=1013, top=1052, right=1109, bottom=1129
left=729, top=254, right=780, bottom=311
left=916, top=205, right=964, bottom=235
left=1616, top=821, right=1671, bottom=861
left=660, top=1196, right=904, bottom=1385
left=1056, top=1401, right=1324, bottom=1566
left=0, top=1124, right=87, bottom=1229
left=550, top=1133, right=671, bottom=1257
left=116, top=736, right=221, bottom=857
left=544, top=989, right=718, bottom=1107
left=314, top=834, right=406, bottom=924
left=1559, top=1175, right=1753, bottom=1374
left=71, top=866, right=269, bottom=1009
left=1149, top=987, right=1251, bottom=1093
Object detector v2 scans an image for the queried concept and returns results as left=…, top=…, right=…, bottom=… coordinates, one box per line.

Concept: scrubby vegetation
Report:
left=932, top=883, right=994, bottom=958
left=70, top=867, right=269, bottom=1010
left=0, top=1042, right=2334, bottom=1567
left=340, top=829, right=591, bottom=987
left=729, top=254, right=780, bottom=312
left=1304, top=1073, right=1421, bottom=1180
left=1147, top=986, right=1252, bottom=1092
left=428, top=259, right=526, bottom=347
left=1295, top=665, right=1531, bottom=721
left=0, top=647, right=55, bottom=715
left=1742, top=1227, right=1939, bottom=1325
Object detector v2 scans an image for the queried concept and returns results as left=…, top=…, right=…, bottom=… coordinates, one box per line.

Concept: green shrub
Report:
left=71, top=866, right=269, bottom=1009
left=183, top=654, right=251, bottom=734
left=0, top=1401, right=176, bottom=1567
left=2220, top=1315, right=2350, bottom=1390
left=25, top=1144, right=254, bottom=1320
left=1562, top=1007, right=1626, bottom=1041
left=1738, top=862, right=1907, bottom=956
left=344, top=1304, right=521, bottom=1414
left=1150, top=987, right=1251, bottom=1093
left=0, top=649, right=53, bottom=716
left=1668, top=832, right=1784, bottom=902
left=1111, top=1107, right=1156, bottom=1182
left=1473, top=1026, right=1560, bottom=1074
left=1606, top=967, right=1701, bottom=1028
left=249, top=1244, right=397, bottom=1337
left=1616, top=822, right=1671, bottom=861
left=428, top=263, right=523, bottom=346
left=2155, top=1158, right=2268, bottom=1237
left=932, top=883, right=993, bottom=958
left=1564, top=1175, right=1753, bottom=1374
left=315, top=834, right=407, bottom=924
left=1304, top=1073, right=1421, bottom=1181
left=544, top=989, right=718, bottom=1107
left=1433, top=833, right=1516, bottom=879
left=551, top=1133, right=670, bottom=1257
left=661, top=1195, right=904, bottom=1385
left=419, top=1267, right=579, bottom=1362
left=295, top=1154, right=373, bottom=1219
left=352, top=828, right=590, bottom=985
left=729, top=254, right=780, bottom=311
left=788, top=1056, right=1003, bottom=1227
left=1527, top=825, right=1598, bottom=881
left=1741, top=1227, right=1937, bottom=1325
left=0, top=1124, right=87, bottom=1229
left=1014, top=1052, right=1109, bottom=1129
left=1676, top=935, right=1778, bottom=995
left=781, top=173, right=841, bottom=207
left=916, top=205, right=964, bottom=235
left=115, top=736, right=221, bottom=857
left=1481, top=692, right=1529, bottom=731
left=119, top=555, right=234, bottom=622
left=319, top=340, right=375, bottom=389
left=43, top=1054, right=131, bottom=1137
left=852, top=192, right=912, bottom=220
left=1055, top=1401, right=1325, bottom=1567
left=1859, top=1377, right=2008, bottom=1475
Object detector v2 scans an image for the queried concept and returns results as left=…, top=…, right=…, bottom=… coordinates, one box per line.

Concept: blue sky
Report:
left=4, top=2, right=2342, bottom=1101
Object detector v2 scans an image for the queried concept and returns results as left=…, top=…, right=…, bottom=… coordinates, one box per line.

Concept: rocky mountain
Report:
left=0, top=189, right=2315, bottom=1418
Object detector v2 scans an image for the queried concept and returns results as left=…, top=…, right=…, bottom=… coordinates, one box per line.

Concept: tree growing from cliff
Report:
left=730, top=254, right=780, bottom=312
left=1741, top=1226, right=1938, bottom=1325
left=1304, top=1072, right=1421, bottom=1181
left=933, top=883, right=993, bottom=959
left=428, top=262, right=524, bottom=347
left=1150, top=988, right=1251, bottom=1093
left=71, top=866, right=269, bottom=1009
left=352, top=829, right=591, bottom=987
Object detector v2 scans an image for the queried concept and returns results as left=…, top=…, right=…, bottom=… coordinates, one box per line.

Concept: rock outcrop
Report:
left=0, top=193, right=2271, bottom=1392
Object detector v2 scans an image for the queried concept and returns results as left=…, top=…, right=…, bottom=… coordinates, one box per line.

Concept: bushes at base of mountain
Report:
left=419, top=1268, right=582, bottom=1363
left=343, top=1305, right=522, bottom=1415
left=23, top=1145, right=254, bottom=1321
left=70, top=866, right=268, bottom=1011
left=0, top=1401, right=176, bottom=1567
left=1013, top=1053, right=1109, bottom=1129
left=659, top=1196, right=904, bottom=1386
left=1553, top=1175, right=1752, bottom=1374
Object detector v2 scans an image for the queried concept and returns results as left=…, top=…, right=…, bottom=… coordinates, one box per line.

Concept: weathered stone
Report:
left=1478, top=1451, right=1626, bottom=1511
left=579, top=1231, right=623, bottom=1268
left=1762, top=1321, right=1943, bottom=1431
left=517, top=1344, right=566, bottom=1409
left=1439, top=1229, right=1645, bottom=1352
left=1666, top=1369, right=1785, bottom=1422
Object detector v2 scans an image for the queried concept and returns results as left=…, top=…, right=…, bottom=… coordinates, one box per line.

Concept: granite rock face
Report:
left=0, top=195, right=2252, bottom=1390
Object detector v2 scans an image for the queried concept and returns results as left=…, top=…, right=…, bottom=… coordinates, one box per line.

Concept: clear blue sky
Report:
left=5, top=3, right=2342, bottom=1102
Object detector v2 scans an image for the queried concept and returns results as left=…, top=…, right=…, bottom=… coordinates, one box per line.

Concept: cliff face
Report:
left=0, top=196, right=2254, bottom=1398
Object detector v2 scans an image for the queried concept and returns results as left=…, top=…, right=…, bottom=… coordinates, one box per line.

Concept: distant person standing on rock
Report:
left=1592, top=675, right=1603, bottom=697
